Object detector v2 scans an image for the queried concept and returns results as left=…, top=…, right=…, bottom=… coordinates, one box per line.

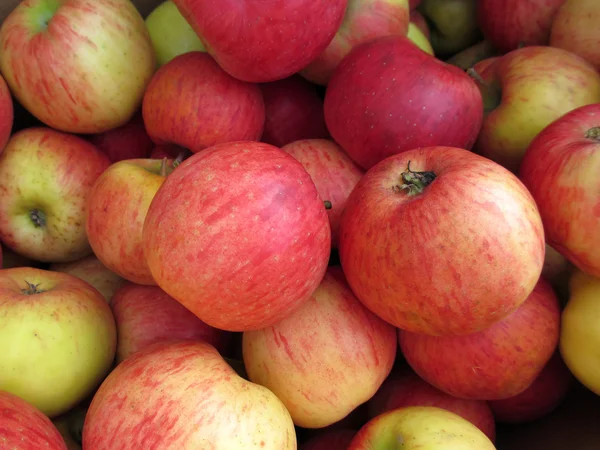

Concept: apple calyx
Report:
left=585, top=127, right=600, bottom=141
left=394, top=161, right=436, bottom=196
left=324, top=200, right=332, bottom=210
left=21, top=281, right=45, bottom=295
left=30, top=208, right=46, bottom=228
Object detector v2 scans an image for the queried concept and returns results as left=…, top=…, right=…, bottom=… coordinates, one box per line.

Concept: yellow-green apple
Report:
left=145, top=0, right=206, bottom=67
left=243, top=266, right=397, bottom=428
left=348, top=406, right=496, bottom=449
left=299, top=0, right=410, bottom=86
left=0, top=0, right=156, bottom=134
left=399, top=278, right=561, bottom=400
left=417, top=0, right=481, bottom=57
left=324, top=36, right=483, bottom=170
left=477, top=0, right=566, bottom=54
left=87, top=112, right=154, bottom=163
left=407, top=21, right=434, bottom=54
left=367, top=369, right=496, bottom=442
left=559, top=268, right=600, bottom=395
left=520, top=103, right=600, bottom=277
left=471, top=46, right=600, bottom=173
left=338, top=146, right=545, bottom=336
left=86, top=158, right=177, bottom=285
left=49, top=255, right=126, bottom=304
left=550, top=0, right=600, bottom=70
left=82, top=340, right=297, bottom=449
left=410, top=9, right=430, bottom=38
left=0, top=390, right=67, bottom=450
left=143, top=141, right=331, bottom=332
left=259, top=75, right=330, bottom=147
left=488, top=351, right=574, bottom=423
left=0, top=127, right=110, bottom=263
left=281, top=139, right=364, bottom=248
left=300, top=429, right=356, bottom=450
left=0, top=267, right=117, bottom=418
left=172, top=0, right=348, bottom=83
left=111, top=282, right=233, bottom=364
left=142, top=52, right=265, bottom=154
left=0, top=73, right=13, bottom=153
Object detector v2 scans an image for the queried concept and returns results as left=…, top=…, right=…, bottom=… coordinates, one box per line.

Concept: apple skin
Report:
left=348, top=406, right=496, bottom=450
left=259, top=75, right=330, bottom=148
left=398, top=278, right=561, bottom=401
left=111, top=282, right=233, bottom=363
left=0, top=267, right=117, bottom=418
left=338, top=146, right=545, bottom=336
left=142, top=51, right=265, bottom=154
left=367, top=369, right=496, bottom=442
left=0, top=0, right=156, bottom=134
left=519, top=103, right=600, bottom=278
left=324, top=35, right=483, bottom=171
left=145, top=0, right=206, bottom=67
left=0, top=390, right=67, bottom=450
left=281, top=139, right=365, bottom=248
left=49, top=254, right=126, bottom=304
left=410, top=10, right=430, bottom=39
left=142, top=141, right=331, bottom=332
left=472, top=45, right=600, bottom=173
left=0, top=73, right=13, bottom=153
left=0, top=127, right=111, bottom=263
left=172, top=0, right=348, bottom=83
left=300, top=429, right=356, bottom=450
left=477, top=0, right=566, bottom=54
left=407, top=21, right=434, bottom=55
left=488, top=351, right=574, bottom=423
left=82, top=340, right=297, bottom=449
left=299, top=0, right=410, bottom=86
left=86, top=158, right=177, bottom=286
left=243, top=266, right=397, bottom=428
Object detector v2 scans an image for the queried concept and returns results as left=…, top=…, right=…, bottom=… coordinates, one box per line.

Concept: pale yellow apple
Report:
left=407, top=22, right=434, bottom=55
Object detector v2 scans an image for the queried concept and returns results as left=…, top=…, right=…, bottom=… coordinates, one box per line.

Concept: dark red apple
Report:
left=300, top=429, right=356, bottom=450
left=0, top=73, right=13, bottom=153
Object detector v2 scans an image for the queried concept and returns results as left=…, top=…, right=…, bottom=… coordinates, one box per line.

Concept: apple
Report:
left=0, top=390, right=67, bottom=450
left=417, top=0, right=481, bottom=57
left=172, top=0, right=348, bottom=83
left=559, top=268, right=600, bottom=395
left=324, top=35, right=483, bottom=171
left=145, top=0, right=206, bottom=67
left=243, top=266, right=397, bottom=428
left=0, top=127, right=111, bottom=263
left=87, top=112, right=154, bottom=163
left=142, top=51, right=265, bottom=154
left=410, top=10, right=430, bottom=39
left=471, top=45, right=600, bottom=173
left=0, top=267, right=117, bottom=418
left=149, top=143, right=190, bottom=160
left=52, top=401, right=89, bottom=450
left=409, top=0, right=421, bottom=9
left=281, top=139, right=365, bottom=248
left=348, top=406, right=496, bottom=449
left=259, top=75, right=330, bottom=147
left=1, top=248, right=42, bottom=269
left=111, top=282, right=233, bottom=363
left=398, top=277, right=561, bottom=400
left=519, top=103, right=600, bottom=278
left=300, top=429, right=356, bottom=450
left=338, top=146, right=545, bottom=336
left=407, top=22, right=434, bottom=55
left=143, top=141, right=331, bottom=332
left=445, top=40, right=498, bottom=71
left=0, top=0, right=156, bottom=134
left=299, top=0, right=410, bottom=86
left=367, top=369, right=496, bottom=442
left=488, top=351, right=574, bottom=423
left=0, top=73, right=13, bottom=153
left=82, top=340, right=297, bottom=449
left=477, top=0, right=567, bottom=54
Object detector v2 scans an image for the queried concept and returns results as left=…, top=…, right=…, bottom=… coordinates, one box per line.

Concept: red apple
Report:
left=519, top=103, right=600, bottom=278
left=142, top=51, right=265, bottom=154
left=172, top=0, right=348, bottom=83
left=142, top=141, right=331, bottom=332
left=324, top=35, right=483, bottom=170
left=300, top=429, right=356, bottom=450
left=338, top=146, right=545, bottom=336
left=0, top=73, right=13, bottom=153
left=410, top=0, right=421, bottom=9
left=476, top=0, right=566, bottom=54
left=111, top=282, right=233, bottom=363
left=259, top=75, right=329, bottom=147
left=398, top=278, right=561, bottom=400
left=82, top=341, right=297, bottom=449
left=87, top=112, right=154, bottom=162
left=0, top=390, right=67, bottom=450
left=243, top=266, right=397, bottom=428
left=281, top=139, right=365, bottom=248
left=367, top=369, right=496, bottom=442
left=488, top=351, right=574, bottom=423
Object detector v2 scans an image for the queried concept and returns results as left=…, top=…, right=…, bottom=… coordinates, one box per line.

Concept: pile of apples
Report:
left=0, top=0, right=598, bottom=449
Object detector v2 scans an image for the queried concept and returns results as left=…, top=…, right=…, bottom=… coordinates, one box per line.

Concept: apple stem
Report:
left=585, top=127, right=600, bottom=141
left=160, top=157, right=168, bottom=177
left=324, top=200, right=332, bottom=210
left=466, top=67, right=486, bottom=86
left=393, top=161, right=436, bottom=196
left=173, top=152, right=186, bottom=168
left=21, top=281, right=44, bottom=295
left=30, top=209, right=46, bottom=228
